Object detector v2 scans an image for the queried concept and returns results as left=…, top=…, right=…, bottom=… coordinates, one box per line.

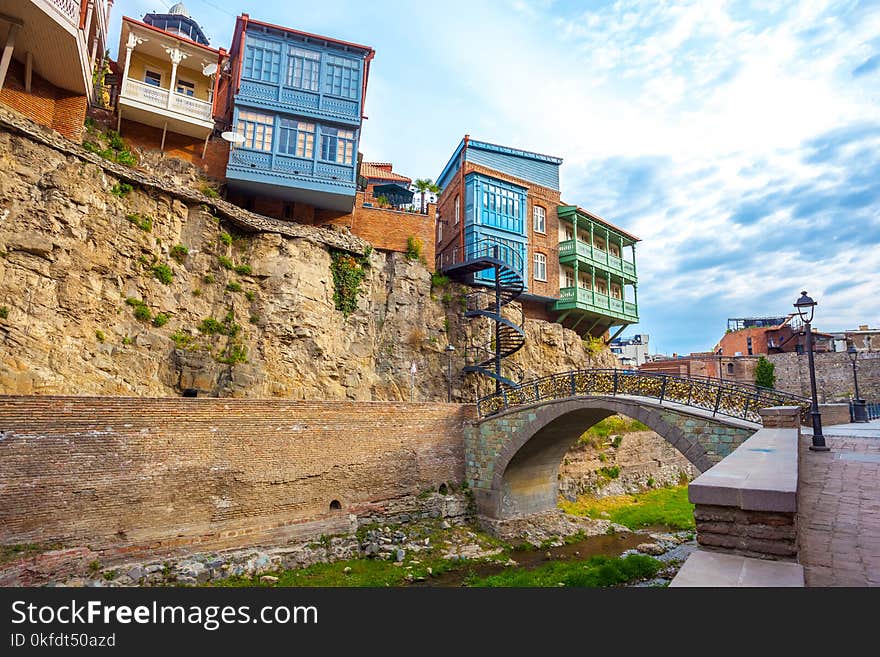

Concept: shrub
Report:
left=122, top=336, right=134, bottom=346
left=198, top=318, right=225, bottom=335
left=114, top=149, right=137, bottom=167
left=405, top=236, right=423, bottom=261
left=218, top=232, right=232, bottom=247
left=170, top=244, right=189, bottom=263
left=234, top=263, right=252, bottom=276
left=170, top=330, right=192, bottom=349
left=611, top=435, right=623, bottom=449
left=106, top=130, right=125, bottom=151
left=126, top=213, right=152, bottom=232
left=443, top=317, right=450, bottom=333
left=192, top=288, right=202, bottom=297
left=95, top=329, right=105, bottom=342
left=598, top=465, right=621, bottom=480
left=201, top=185, right=219, bottom=199
left=203, top=274, right=216, bottom=284
left=217, top=343, right=247, bottom=365
left=0, top=306, right=8, bottom=319
left=134, top=304, right=152, bottom=321
left=585, top=336, right=606, bottom=354
left=755, top=356, right=776, bottom=389
left=151, top=263, right=173, bottom=284
left=330, top=250, right=369, bottom=316
left=441, top=292, right=452, bottom=304
left=226, top=281, right=243, bottom=293
left=111, top=182, right=133, bottom=197
left=245, top=290, right=256, bottom=302
left=431, top=272, right=450, bottom=289
left=218, top=256, right=234, bottom=270
left=152, top=313, right=169, bottom=327
left=249, top=315, right=260, bottom=324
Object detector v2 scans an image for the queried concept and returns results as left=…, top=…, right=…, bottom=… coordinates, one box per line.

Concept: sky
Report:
left=111, top=0, right=880, bottom=355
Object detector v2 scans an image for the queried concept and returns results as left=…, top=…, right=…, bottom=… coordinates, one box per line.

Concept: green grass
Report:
left=212, top=556, right=459, bottom=588
left=225, top=281, right=243, bottom=293
left=218, top=232, right=232, bottom=247
left=126, top=213, right=152, bottom=232
left=466, top=554, right=661, bottom=587
left=111, top=182, right=133, bottom=197
left=560, top=485, right=695, bottom=530
left=578, top=415, right=649, bottom=446
left=152, top=313, right=169, bottom=327
left=218, top=255, right=234, bottom=270
left=151, top=263, right=173, bottom=284
left=234, top=264, right=252, bottom=276
left=170, top=244, right=189, bottom=263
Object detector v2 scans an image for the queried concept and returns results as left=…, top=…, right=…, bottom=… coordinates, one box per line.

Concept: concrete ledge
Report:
left=688, top=427, right=798, bottom=513
left=670, top=550, right=804, bottom=587
left=818, top=403, right=851, bottom=427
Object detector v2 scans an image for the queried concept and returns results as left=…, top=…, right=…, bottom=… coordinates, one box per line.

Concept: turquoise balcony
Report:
left=554, top=286, right=638, bottom=323
left=558, top=239, right=637, bottom=280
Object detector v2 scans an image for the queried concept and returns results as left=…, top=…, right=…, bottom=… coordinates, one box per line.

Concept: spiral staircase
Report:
left=439, top=238, right=527, bottom=391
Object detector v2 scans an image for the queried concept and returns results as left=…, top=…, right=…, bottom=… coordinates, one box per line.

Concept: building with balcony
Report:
left=115, top=4, right=223, bottom=157
left=435, top=136, right=639, bottom=341
left=221, top=14, right=375, bottom=214
left=0, top=0, right=111, bottom=141
left=554, top=204, right=639, bottom=339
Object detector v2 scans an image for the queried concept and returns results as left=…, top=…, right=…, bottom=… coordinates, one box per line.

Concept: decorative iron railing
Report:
left=475, top=368, right=812, bottom=422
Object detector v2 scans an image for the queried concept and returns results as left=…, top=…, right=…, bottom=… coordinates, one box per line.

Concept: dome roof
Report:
left=168, top=2, right=189, bottom=17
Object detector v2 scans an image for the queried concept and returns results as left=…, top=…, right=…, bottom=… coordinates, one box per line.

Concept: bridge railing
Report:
left=475, top=369, right=812, bottom=423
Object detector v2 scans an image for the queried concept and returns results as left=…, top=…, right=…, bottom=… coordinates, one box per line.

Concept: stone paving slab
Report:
left=798, top=432, right=880, bottom=587
left=670, top=549, right=804, bottom=587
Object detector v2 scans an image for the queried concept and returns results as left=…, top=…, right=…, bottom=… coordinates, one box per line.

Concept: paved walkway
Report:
left=798, top=421, right=880, bottom=587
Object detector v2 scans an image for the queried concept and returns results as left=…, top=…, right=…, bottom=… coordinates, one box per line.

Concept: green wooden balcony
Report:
left=553, top=286, right=639, bottom=323
left=558, top=239, right=637, bottom=280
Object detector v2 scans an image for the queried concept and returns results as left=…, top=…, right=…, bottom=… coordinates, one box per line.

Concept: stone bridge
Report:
left=464, top=369, right=809, bottom=520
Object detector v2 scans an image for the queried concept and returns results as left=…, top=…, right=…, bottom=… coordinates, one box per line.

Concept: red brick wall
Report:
left=0, top=60, right=87, bottom=142
left=350, top=192, right=436, bottom=268
left=719, top=327, right=772, bottom=356
left=0, top=396, right=473, bottom=554
left=119, top=119, right=230, bottom=180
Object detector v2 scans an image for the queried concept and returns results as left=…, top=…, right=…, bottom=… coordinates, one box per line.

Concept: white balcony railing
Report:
left=51, top=0, right=80, bottom=24
left=121, top=78, right=213, bottom=123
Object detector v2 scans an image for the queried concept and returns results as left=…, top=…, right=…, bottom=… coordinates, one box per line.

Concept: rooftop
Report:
left=360, top=162, right=411, bottom=183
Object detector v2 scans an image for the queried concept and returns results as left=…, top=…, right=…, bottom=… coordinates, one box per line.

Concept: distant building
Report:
left=359, top=162, right=413, bottom=208
left=718, top=314, right=834, bottom=357
left=846, top=325, right=880, bottom=352
left=142, top=3, right=210, bottom=45
left=0, top=0, right=112, bottom=141
left=610, top=334, right=649, bottom=367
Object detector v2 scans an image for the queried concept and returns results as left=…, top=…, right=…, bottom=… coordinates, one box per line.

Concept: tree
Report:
left=755, top=356, right=776, bottom=389
left=414, top=178, right=440, bottom=214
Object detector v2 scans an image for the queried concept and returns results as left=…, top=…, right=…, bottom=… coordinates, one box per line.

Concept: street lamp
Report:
left=848, top=345, right=869, bottom=422
left=445, top=344, right=455, bottom=403
left=794, top=291, right=828, bottom=451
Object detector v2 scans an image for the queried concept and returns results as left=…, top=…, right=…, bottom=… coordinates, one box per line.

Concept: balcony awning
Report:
left=372, top=183, right=414, bottom=206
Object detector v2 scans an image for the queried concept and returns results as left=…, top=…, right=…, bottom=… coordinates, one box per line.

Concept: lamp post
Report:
left=795, top=291, right=828, bottom=451
left=445, top=344, right=455, bottom=403
left=848, top=345, right=869, bottom=422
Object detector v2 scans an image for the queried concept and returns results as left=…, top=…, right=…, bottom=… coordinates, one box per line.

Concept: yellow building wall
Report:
left=127, top=51, right=212, bottom=101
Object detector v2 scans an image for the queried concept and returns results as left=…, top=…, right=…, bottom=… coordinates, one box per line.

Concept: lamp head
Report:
left=794, top=290, right=816, bottom=323
left=847, top=344, right=858, bottom=362
left=445, top=344, right=455, bottom=353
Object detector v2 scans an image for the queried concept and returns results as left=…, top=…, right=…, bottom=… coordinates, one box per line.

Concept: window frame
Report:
left=243, top=36, right=283, bottom=84
left=323, top=54, right=360, bottom=100
left=144, top=69, right=162, bottom=87
left=319, top=126, right=355, bottom=165
left=533, top=205, right=546, bottom=234
left=454, top=195, right=460, bottom=224
left=175, top=78, right=195, bottom=96
left=236, top=109, right=275, bottom=152
left=533, top=252, right=547, bottom=282
left=277, top=117, right=316, bottom=159
left=286, top=46, right=321, bottom=92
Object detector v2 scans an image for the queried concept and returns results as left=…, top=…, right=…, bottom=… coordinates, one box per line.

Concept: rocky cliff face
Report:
left=0, top=120, right=616, bottom=401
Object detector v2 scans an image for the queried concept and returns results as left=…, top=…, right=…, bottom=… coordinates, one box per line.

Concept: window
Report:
left=278, top=118, right=315, bottom=158
left=533, top=253, right=547, bottom=281
left=578, top=274, right=590, bottom=290
left=236, top=110, right=274, bottom=151
left=727, top=363, right=735, bottom=375
left=533, top=205, right=546, bottom=234
left=319, top=126, right=355, bottom=165
left=287, top=47, right=320, bottom=91
left=454, top=195, right=460, bottom=224
left=243, top=36, right=282, bottom=83
left=324, top=54, right=360, bottom=99
left=144, top=70, right=162, bottom=87
left=747, top=337, right=753, bottom=356
left=563, top=269, right=574, bottom=288
left=437, top=217, right=443, bottom=242
left=480, top=182, right=524, bottom=233
left=176, top=79, right=195, bottom=96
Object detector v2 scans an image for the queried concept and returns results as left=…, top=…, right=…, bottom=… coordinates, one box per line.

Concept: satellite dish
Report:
left=202, top=62, right=218, bottom=76
left=221, top=131, right=245, bottom=144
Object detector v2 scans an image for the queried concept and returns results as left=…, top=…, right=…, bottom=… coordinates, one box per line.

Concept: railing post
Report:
left=659, top=376, right=667, bottom=403
left=570, top=371, right=576, bottom=397
left=713, top=386, right=723, bottom=416
left=502, top=389, right=509, bottom=410
left=534, top=381, right=540, bottom=402
left=613, top=369, right=619, bottom=396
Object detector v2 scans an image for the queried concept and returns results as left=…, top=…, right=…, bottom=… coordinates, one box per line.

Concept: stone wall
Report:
left=768, top=351, right=880, bottom=402
left=0, top=396, right=474, bottom=558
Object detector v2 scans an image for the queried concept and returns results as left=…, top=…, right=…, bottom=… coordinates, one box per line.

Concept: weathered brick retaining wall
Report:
left=768, top=351, right=880, bottom=403
left=0, top=396, right=474, bottom=557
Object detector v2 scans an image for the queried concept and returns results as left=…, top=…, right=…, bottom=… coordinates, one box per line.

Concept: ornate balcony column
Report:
left=165, top=46, right=188, bottom=108
left=121, top=31, right=145, bottom=84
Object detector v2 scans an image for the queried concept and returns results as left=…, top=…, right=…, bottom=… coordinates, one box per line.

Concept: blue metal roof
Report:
left=437, top=136, right=562, bottom=192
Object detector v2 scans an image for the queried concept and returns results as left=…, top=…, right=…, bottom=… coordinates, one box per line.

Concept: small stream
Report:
left=411, top=530, right=657, bottom=587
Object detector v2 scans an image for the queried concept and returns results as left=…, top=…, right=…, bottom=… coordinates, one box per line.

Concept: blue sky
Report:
left=112, top=0, right=880, bottom=355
